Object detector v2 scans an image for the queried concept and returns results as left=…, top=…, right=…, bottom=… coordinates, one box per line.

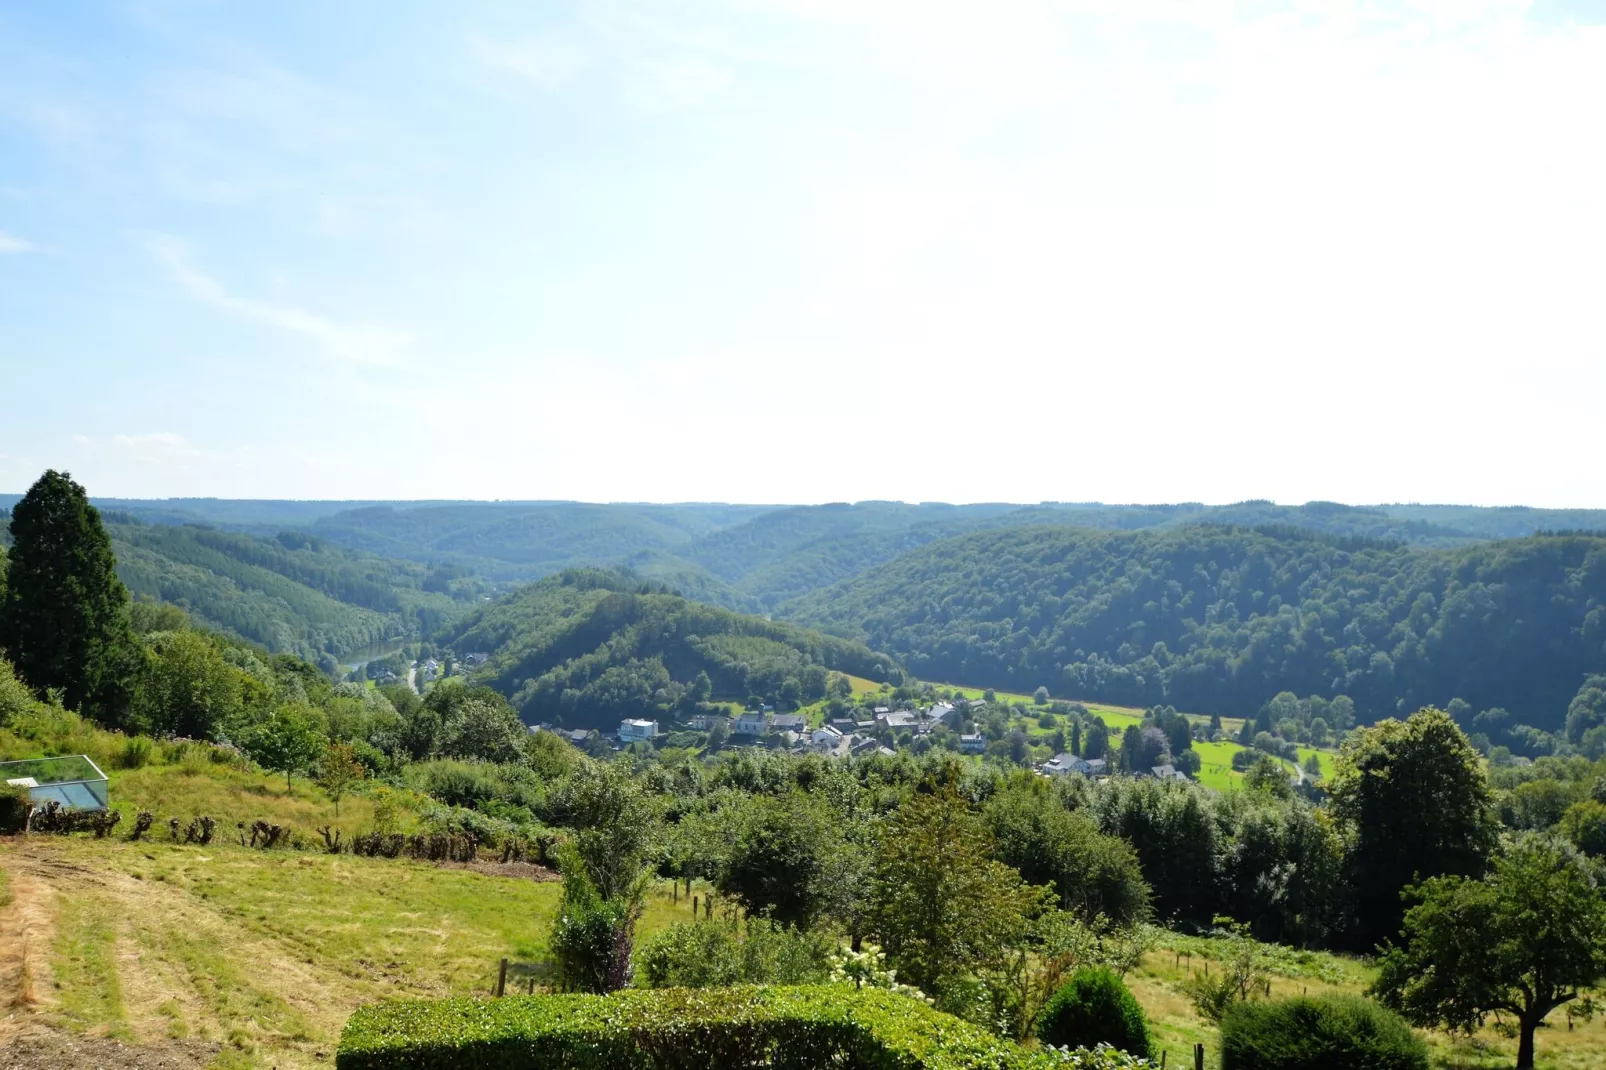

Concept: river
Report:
left=340, top=639, right=410, bottom=672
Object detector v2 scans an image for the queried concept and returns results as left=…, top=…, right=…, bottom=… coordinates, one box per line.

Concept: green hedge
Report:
left=1036, top=969, right=1151, bottom=1057
left=1220, top=995, right=1427, bottom=1070
left=337, top=985, right=1148, bottom=1070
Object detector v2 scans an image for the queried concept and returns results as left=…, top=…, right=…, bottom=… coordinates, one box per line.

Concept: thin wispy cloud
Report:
left=110, top=432, right=203, bottom=463
left=468, top=33, right=591, bottom=85
left=2, top=2, right=1603, bottom=502
left=140, top=234, right=413, bottom=366
left=0, top=231, right=32, bottom=253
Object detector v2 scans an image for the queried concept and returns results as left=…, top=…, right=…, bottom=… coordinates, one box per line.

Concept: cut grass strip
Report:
left=51, top=891, right=131, bottom=1039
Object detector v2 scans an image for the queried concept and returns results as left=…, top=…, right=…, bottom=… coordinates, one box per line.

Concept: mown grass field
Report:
left=0, top=829, right=705, bottom=1069
left=4, top=826, right=1601, bottom=1070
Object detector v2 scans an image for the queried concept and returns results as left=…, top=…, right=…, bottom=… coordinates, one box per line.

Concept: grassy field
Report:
left=0, top=831, right=711, bottom=1069
left=3, top=830, right=1601, bottom=1069
left=934, top=684, right=1336, bottom=792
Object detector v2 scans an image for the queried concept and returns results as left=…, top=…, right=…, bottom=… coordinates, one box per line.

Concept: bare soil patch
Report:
left=0, top=1024, right=217, bottom=1070
left=432, top=858, right=558, bottom=882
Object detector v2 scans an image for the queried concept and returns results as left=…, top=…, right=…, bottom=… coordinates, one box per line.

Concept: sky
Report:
left=1, top=0, right=1603, bottom=507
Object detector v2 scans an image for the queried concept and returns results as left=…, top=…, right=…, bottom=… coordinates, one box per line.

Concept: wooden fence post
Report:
left=1194, top=1043, right=1204, bottom=1070
left=496, top=957, right=508, bottom=997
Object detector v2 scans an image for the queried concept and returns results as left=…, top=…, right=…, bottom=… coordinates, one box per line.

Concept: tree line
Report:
left=785, top=523, right=1606, bottom=732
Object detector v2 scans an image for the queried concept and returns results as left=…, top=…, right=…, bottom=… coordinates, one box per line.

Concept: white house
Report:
left=811, top=724, right=844, bottom=747
left=1041, top=753, right=1091, bottom=777
left=619, top=719, right=659, bottom=743
left=734, top=711, right=770, bottom=736
left=959, top=733, right=987, bottom=753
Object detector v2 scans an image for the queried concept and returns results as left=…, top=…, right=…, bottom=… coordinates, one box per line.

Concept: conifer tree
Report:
left=0, top=471, right=135, bottom=724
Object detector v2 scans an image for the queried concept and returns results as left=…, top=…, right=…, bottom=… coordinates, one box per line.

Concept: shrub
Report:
left=1035, top=968, right=1150, bottom=1057
left=0, top=781, right=31, bottom=833
left=638, top=921, right=832, bottom=989
left=337, top=984, right=1143, bottom=1070
left=0, top=655, right=38, bottom=727
left=637, top=921, right=743, bottom=988
left=117, top=736, right=153, bottom=770
left=1220, top=995, right=1427, bottom=1070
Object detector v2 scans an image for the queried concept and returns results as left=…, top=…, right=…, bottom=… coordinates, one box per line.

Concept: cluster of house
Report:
left=528, top=694, right=1193, bottom=785
left=1037, top=752, right=1190, bottom=782
left=692, top=699, right=974, bottom=758
left=530, top=699, right=986, bottom=757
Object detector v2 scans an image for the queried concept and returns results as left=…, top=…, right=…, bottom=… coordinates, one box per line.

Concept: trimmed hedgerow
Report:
left=1035, top=968, right=1151, bottom=1058
left=337, top=984, right=1145, bottom=1070
left=1220, top=995, right=1427, bottom=1070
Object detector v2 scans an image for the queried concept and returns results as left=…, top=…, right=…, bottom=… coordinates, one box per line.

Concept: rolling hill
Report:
left=782, top=524, right=1606, bottom=732
left=102, top=517, right=483, bottom=665
left=442, top=567, right=903, bottom=728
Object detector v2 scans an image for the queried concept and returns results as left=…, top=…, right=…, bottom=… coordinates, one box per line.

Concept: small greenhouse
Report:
left=1, top=754, right=110, bottom=811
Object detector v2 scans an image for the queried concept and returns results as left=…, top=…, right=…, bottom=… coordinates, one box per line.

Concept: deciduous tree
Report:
left=1330, top=707, right=1499, bottom=948
left=867, top=779, right=1051, bottom=995
left=239, top=702, right=326, bottom=792
left=317, top=741, right=366, bottom=818
left=1373, top=835, right=1606, bottom=1069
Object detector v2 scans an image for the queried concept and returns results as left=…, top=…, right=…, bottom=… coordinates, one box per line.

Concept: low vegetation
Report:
left=1219, top=995, right=1428, bottom=1070
left=1035, top=968, right=1152, bottom=1058
left=335, top=985, right=1148, bottom=1070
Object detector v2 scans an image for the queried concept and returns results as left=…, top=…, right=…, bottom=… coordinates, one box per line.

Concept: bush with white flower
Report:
left=828, top=942, right=934, bottom=1005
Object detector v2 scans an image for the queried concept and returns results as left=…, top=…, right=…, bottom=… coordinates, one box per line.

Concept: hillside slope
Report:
left=445, top=568, right=903, bottom=727
left=105, top=519, right=479, bottom=664
left=307, top=500, right=1606, bottom=605
left=15, top=497, right=1605, bottom=612
left=307, top=502, right=773, bottom=582
left=784, top=525, right=1606, bottom=730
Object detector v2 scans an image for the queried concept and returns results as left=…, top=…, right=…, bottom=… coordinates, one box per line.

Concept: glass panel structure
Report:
left=0, top=755, right=110, bottom=811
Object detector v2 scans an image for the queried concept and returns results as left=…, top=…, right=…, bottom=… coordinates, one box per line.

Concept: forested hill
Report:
left=101, top=518, right=484, bottom=666
left=13, top=496, right=1599, bottom=606
left=783, top=525, right=1606, bottom=732
left=444, top=568, right=902, bottom=729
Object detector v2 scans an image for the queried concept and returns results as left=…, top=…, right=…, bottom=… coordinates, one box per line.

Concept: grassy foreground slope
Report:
left=4, top=828, right=1603, bottom=1070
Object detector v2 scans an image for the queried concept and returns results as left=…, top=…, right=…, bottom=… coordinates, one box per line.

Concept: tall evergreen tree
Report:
left=0, top=471, right=135, bottom=723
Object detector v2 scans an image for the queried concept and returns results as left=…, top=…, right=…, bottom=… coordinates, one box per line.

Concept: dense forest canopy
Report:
left=102, top=518, right=482, bottom=665
left=784, top=525, right=1606, bottom=731
left=11, top=496, right=1602, bottom=608
left=444, top=568, right=902, bottom=728
left=8, top=495, right=1606, bottom=731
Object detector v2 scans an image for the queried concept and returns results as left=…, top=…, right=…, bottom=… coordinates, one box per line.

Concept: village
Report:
left=529, top=696, right=1195, bottom=785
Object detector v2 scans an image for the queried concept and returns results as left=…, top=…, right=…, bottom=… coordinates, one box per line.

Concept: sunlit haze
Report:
left=2, top=1, right=1604, bottom=505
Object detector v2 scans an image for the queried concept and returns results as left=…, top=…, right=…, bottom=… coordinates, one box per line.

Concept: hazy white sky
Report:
left=1, top=0, right=1603, bottom=505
